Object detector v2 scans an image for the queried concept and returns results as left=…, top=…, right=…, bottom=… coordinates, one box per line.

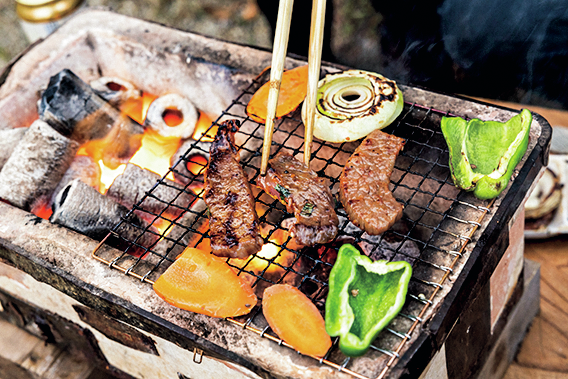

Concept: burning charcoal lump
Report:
left=89, top=76, right=141, bottom=107
left=0, top=119, right=79, bottom=211
left=0, top=67, right=214, bottom=254
left=145, top=93, right=198, bottom=139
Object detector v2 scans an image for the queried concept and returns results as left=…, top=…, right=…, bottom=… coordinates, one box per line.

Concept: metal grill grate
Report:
left=92, top=72, right=496, bottom=379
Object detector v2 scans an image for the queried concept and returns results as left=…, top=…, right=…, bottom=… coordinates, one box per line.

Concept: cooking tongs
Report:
left=260, top=0, right=327, bottom=175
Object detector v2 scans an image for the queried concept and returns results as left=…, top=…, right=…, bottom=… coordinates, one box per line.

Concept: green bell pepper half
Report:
left=325, top=243, right=413, bottom=357
left=441, top=108, right=532, bottom=200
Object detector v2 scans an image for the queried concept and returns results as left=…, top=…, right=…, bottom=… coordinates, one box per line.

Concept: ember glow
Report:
left=97, top=160, right=126, bottom=194
left=128, top=130, right=181, bottom=181
left=187, top=224, right=294, bottom=274
left=232, top=229, right=294, bottom=274
left=120, top=92, right=157, bottom=124
left=154, top=215, right=178, bottom=237
left=252, top=242, right=281, bottom=270
left=33, top=203, right=53, bottom=220
left=31, top=87, right=217, bottom=246
left=186, top=154, right=208, bottom=176
left=188, top=183, right=205, bottom=198
left=162, top=108, right=184, bottom=126
left=192, top=112, right=216, bottom=142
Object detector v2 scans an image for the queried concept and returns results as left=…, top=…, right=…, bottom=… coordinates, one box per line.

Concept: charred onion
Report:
left=303, top=70, right=403, bottom=143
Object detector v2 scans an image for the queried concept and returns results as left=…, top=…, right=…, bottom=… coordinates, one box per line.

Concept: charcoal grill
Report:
left=92, top=71, right=541, bottom=379
left=0, top=9, right=550, bottom=379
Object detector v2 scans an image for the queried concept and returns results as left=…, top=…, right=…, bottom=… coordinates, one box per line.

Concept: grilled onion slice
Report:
left=302, top=70, right=403, bottom=143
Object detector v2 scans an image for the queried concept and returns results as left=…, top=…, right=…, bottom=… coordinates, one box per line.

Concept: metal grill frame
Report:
left=92, top=72, right=549, bottom=379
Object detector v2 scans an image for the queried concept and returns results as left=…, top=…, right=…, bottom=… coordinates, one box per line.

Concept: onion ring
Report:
left=302, top=70, right=403, bottom=143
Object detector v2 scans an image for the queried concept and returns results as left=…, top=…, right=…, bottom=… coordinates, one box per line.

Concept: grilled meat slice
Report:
left=339, top=129, right=405, bottom=235
left=257, top=153, right=338, bottom=246
left=204, top=119, right=263, bottom=258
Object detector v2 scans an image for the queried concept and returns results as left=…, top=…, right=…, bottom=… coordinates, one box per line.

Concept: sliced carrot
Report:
left=262, top=284, right=331, bottom=357
left=246, top=65, right=309, bottom=123
left=153, top=247, right=257, bottom=318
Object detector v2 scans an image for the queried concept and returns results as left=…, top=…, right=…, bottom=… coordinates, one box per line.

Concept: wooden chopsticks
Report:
left=260, top=0, right=327, bottom=175
left=260, top=0, right=294, bottom=175
left=304, top=0, right=327, bottom=169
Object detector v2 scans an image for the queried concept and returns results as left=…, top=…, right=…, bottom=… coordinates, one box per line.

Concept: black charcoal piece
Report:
left=0, top=120, right=79, bottom=211
left=38, top=69, right=144, bottom=164
left=107, top=163, right=196, bottom=219
left=50, top=178, right=159, bottom=250
left=50, top=155, right=101, bottom=205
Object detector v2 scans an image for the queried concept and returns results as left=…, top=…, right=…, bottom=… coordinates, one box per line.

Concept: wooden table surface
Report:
left=504, top=237, right=568, bottom=379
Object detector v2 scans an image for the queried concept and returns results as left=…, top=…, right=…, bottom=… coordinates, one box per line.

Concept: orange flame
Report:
left=78, top=92, right=183, bottom=193
left=128, top=130, right=181, bottom=181
left=163, top=108, right=184, bottom=127
left=182, top=220, right=293, bottom=275
left=153, top=215, right=179, bottom=237
left=192, top=112, right=217, bottom=142
left=231, top=229, right=294, bottom=274
left=97, top=160, right=126, bottom=194
left=120, top=92, right=157, bottom=125
left=188, top=184, right=205, bottom=199
left=186, top=154, right=208, bottom=176
left=34, top=90, right=217, bottom=243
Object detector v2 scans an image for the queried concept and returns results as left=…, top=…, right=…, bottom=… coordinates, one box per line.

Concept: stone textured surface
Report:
left=0, top=201, right=348, bottom=379
left=0, top=0, right=273, bottom=67
left=0, top=0, right=381, bottom=78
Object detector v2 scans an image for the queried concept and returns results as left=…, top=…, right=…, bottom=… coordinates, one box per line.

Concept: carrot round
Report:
left=153, top=247, right=257, bottom=318
left=262, top=284, right=331, bottom=357
left=246, top=65, right=309, bottom=123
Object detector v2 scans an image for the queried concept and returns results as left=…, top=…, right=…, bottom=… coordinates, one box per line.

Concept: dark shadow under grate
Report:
left=92, top=73, right=495, bottom=379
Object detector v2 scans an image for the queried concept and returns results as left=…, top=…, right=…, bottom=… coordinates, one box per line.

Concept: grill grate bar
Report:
left=369, top=345, right=399, bottom=358
left=91, top=70, right=503, bottom=379
left=225, top=318, right=371, bottom=379
left=386, top=328, right=413, bottom=340
left=374, top=197, right=493, bottom=379
left=399, top=312, right=423, bottom=323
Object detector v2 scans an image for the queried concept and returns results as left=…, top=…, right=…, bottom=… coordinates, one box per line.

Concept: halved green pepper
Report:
left=441, top=109, right=532, bottom=200
left=325, top=244, right=412, bottom=357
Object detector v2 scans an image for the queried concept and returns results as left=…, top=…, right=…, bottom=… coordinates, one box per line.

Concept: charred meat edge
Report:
left=204, top=119, right=263, bottom=258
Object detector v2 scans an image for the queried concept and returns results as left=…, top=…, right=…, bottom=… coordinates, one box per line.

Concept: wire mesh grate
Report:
left=92, top=72, right=495, bottom=379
